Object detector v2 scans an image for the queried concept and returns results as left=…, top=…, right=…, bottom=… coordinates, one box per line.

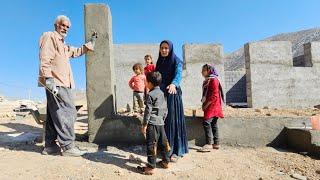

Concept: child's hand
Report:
left=141, top=125, right=147, bottom=136
left=202, top=101, right=212, bottom=111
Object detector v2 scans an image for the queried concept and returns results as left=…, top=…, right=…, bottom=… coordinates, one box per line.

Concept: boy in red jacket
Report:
left=198, top=64, right=224, bottom=152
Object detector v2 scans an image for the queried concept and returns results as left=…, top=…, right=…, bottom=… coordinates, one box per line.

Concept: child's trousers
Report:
left=146, top=124, right=170, bottom=168
left=202, top=117, right=219, bottom=145
left=133, top=91, right=144, bottom=111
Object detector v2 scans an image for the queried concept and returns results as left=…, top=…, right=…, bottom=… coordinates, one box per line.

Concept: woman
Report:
left=156, top=40, right=188, bottom=161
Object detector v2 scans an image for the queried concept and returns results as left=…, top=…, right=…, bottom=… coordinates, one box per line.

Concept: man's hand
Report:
left=45, top=78, right=55, bottom=91
left=141, top=125, right=147, bottom=137
left=45, top=78, right=58, bottom=95
left=167, top=84, right=177, bottom=94
left=90, top=31, right=98, bottom=47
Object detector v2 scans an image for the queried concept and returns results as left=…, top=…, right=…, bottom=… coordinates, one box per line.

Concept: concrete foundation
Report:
left=91, top=115, right=310, bottom=148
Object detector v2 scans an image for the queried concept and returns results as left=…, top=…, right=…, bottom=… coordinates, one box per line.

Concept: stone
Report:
left=290, top=173, right=307, bottom=180
left=114, top=169, right=122, bottom=176
left=255, top=109, right=262, bottom=113
left=276, top=171, right=285, bottom=175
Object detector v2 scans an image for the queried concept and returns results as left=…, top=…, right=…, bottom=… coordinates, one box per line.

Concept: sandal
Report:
left=137, top=166, right=154, bottom=175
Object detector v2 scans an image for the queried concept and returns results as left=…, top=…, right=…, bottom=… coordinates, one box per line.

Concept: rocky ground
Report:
left=0, top=102, right=320, bottom=179
left=2, top=142, right=320, bottom=180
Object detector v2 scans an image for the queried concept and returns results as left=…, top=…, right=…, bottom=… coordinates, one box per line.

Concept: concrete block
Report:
left=244, top=41, right=293, bottom=65
left=183, top=44, right=223, bottom=64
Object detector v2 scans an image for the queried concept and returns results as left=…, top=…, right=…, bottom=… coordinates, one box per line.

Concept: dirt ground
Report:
left=0, top=113, right=320, bottom=180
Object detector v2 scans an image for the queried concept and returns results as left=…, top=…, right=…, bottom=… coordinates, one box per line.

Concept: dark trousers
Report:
left=146, top=124, right=170, bottom=168
left=202, top=117, right=219, bottom=145
left=45, top=87, right=77, bottom=150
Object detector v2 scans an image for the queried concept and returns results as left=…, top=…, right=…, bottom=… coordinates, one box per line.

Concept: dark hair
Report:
left=202, top=64, right=210, bottom=71
left=144, top=54, right=152, bottom=60
left=144, top=54, right=153, bottom=64
left=146, top=71, right=162, bottom=87
left=132, top=63, right=143, bottom=71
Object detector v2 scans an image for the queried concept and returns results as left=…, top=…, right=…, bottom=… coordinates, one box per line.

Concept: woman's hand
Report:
left=167, top=84, right=177, bottom=94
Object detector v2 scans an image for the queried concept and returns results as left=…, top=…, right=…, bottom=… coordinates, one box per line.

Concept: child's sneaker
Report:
left=158, top=161, right=169, bottom=169
left=197, top=144, right=212, bottom=152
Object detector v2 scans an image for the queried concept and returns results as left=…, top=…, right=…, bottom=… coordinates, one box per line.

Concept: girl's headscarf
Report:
left=202, top=64, right=225, bottom=102
left=204, top=64, right=219, bottom=78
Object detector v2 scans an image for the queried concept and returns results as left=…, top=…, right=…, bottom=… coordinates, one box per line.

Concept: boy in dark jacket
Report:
left=138, top=71, right=170, bottom=175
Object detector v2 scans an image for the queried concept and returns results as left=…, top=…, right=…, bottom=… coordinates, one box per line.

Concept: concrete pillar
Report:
left=85, top=4, right=115, bottom=143
left=245, top=41, right=293, bottom=108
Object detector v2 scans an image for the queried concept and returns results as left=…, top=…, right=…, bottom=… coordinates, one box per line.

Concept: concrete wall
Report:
left=245, top=41, right=320, bottom=108
left=114, top=44, right=159, bottom=110
left=225, top=71, right=246, bottom=103
left=182, top=44, right=225, bottom=108
left=113, top=43, right=225, bottom=109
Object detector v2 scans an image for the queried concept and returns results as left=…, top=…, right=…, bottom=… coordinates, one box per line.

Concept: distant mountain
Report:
left=225, top=28, right=320, bottom=71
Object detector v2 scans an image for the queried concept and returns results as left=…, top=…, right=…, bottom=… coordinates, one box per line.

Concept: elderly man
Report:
left=39, top=15, right=97, bottom=157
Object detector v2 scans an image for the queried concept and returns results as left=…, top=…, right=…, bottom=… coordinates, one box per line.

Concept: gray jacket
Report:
left=143, top=86, right=167, bottom=126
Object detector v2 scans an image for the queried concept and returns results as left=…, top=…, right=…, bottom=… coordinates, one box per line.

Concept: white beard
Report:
left=60, top=32, right=67, bottom=38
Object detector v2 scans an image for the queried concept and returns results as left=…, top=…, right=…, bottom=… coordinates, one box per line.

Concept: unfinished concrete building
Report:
left=84, top=4, right=320, bottom=155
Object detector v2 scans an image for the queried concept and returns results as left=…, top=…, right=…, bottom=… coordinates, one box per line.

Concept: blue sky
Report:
left=0, top=0, right=319, bottom=100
